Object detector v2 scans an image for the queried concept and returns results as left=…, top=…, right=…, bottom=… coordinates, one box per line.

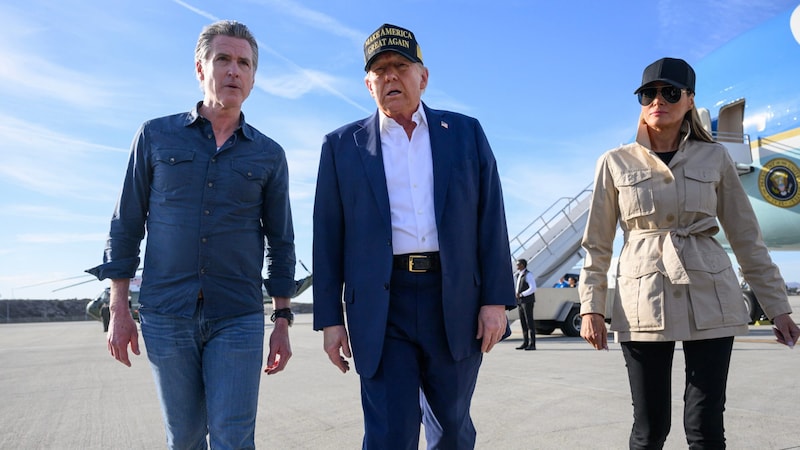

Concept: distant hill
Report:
left=0, top=299, right=313, bottom=324
left=0, top=299, right=91, bottom=323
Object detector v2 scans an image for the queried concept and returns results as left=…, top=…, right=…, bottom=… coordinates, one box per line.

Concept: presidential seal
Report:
left=758, top=157, right=800, bottom=208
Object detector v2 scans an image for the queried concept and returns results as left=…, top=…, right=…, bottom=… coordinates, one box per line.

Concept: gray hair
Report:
left=195, top=20, right=259, bottom=72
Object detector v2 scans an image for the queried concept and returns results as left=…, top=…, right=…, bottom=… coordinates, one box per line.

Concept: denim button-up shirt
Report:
left=88, top=103, right=296, bottom=319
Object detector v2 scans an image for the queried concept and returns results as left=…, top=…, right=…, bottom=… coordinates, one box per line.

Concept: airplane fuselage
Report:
left=695, top=4, right=800, bottom=250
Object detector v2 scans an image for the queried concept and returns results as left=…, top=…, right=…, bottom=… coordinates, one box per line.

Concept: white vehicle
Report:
left=508, top=280, right=616, bottom=338
left=510, top=286, right=582, bottom=337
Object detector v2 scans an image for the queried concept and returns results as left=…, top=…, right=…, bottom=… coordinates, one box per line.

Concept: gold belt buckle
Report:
left=408, top=254, right=428, bottom=273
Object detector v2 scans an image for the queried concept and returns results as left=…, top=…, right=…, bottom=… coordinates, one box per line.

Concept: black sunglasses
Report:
left=637, top=85, right=687, bottom=105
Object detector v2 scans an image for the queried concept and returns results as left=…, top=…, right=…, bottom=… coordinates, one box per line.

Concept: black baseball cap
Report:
left=634, top=57, right=696, bottom=94
left=363, top=23, right=423, bottom=71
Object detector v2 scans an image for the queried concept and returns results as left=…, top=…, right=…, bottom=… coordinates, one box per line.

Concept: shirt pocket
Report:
left=230, top=160, right=267, bottom=203
left=684, top=168, right=719, bottom=216
left=151, top=149, right=195, bottom=193
left=612, top=258, right=664, bottom=331
left=614, top=168, right=655, bottom=220
left=683, top=251, right=748, bottom=329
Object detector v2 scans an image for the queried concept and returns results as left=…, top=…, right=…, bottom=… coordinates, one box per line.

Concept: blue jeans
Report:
left=140, top=305, right=265, bottom=450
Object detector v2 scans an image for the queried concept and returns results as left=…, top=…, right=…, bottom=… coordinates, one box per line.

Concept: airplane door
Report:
left=716, top=99, right=753, bottom=167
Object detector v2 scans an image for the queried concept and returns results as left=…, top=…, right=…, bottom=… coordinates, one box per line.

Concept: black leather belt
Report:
left=393, top=252, right=440, bottom=272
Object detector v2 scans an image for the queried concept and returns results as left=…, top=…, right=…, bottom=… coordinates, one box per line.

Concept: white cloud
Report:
left=172, top=0, right=218, bottom=21
left=0, top=115, right=128, bottom=155
left=5, top=205, right=108, bottom=223
left=256, top=69, right=345, bottom=99
left=0, top=46, right=118, bottom=109
left=17, top=233, right=107, bottom=244
left=248, top=0, right=364, bottom=44
left=0, top=115, right=125, bottom=199
left=174, top=0, right=369, bottom=113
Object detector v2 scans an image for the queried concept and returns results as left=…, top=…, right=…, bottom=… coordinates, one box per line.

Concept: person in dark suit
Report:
left=312, top=23, right=516, bottom=450
left=514, top=259, right=537, bottom=350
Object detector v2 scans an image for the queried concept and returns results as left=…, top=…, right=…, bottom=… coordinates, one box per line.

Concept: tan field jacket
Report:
left=579, top=121, right=791, bottom=341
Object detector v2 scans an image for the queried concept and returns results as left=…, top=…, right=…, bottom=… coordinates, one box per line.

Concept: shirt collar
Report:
left=185, top=101, right=254, bottom=141
left=378, top=102, right=428, bottom=134
left=636, top=119, right=691, bottom=151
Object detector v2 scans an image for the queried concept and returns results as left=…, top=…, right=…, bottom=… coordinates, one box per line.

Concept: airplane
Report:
left=509, top=3, right=800, bottom=335
left=695, top=3, right=800, bottom=321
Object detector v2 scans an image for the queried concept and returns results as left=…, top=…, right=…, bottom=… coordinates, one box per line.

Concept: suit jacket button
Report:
left=384, top=283, right=390, bottom=290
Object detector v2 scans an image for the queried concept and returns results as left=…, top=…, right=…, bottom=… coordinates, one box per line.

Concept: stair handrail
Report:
left=509, top=182, right=593, bottom=261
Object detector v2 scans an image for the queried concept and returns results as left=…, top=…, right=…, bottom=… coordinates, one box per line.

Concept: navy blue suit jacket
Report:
left=312, top=103, right=516, bottom=378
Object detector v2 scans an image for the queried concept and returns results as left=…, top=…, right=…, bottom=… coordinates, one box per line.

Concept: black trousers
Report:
left=621, top=337, right=734, bottom=450
left=517, top=300, right=535, bottom=346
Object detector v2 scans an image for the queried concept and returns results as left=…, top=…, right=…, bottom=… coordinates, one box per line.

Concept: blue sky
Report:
left=2, top=0, right=799, bottom=301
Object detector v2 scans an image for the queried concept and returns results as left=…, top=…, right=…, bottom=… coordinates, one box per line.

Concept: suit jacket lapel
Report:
left=425, top=104, right=453, bottom=228
left=354, top=112, right=391, bottom=230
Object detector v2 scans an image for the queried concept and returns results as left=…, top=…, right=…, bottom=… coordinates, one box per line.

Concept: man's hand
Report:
left=265, top=320, right=292, bottom=375
left=323, top=325, right=352, bottom=373
left=107, top=312, right=140, bottom=367
left=107, top=278, right=139, bottom=367
left=476, top=305, right=507, bottom=353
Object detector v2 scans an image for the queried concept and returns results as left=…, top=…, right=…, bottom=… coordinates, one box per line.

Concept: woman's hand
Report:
left=772, top=313, right=799, bottom=348
left=581, top=313, right=608, bottom=350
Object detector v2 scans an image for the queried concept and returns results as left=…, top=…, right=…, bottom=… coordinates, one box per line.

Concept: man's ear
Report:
left=419, top=66, right=429, bottom=91
left=196, top=60, right=204, bottom=82
left=365, top=77, right=376, bottom=98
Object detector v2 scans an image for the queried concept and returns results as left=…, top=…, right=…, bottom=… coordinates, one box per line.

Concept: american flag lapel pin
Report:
left=441, top=121, right=448, bottom=129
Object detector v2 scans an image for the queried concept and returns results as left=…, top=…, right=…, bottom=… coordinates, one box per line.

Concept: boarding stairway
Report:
left=509, top=182, right=593, bottom=288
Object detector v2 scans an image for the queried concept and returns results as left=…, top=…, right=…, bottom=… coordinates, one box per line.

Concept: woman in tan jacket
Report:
left=578, top=57, right=799, bottom=449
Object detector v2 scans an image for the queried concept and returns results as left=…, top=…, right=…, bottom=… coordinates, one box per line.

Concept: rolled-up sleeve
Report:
left=86, top=125, right=150, bottom=281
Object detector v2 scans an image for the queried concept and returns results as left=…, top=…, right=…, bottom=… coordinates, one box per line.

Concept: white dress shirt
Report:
left=380, top=103, right=439, bottom=255
left=515, top=269, right=537, bottom=297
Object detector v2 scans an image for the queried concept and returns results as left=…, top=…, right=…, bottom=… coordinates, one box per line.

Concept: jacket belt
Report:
left=627, top=217, right=719, bottom=285
left=393, top=252, right=440, bottom=272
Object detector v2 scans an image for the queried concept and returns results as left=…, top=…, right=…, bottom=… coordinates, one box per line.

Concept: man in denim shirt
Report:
left=87, top=20, right=295, bottom=449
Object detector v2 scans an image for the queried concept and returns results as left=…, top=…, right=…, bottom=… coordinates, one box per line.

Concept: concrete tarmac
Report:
left=1, top=297, right=799, bottom=449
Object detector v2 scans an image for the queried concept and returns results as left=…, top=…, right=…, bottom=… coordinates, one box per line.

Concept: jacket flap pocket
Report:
left=231, top=160, right=266, bottom=181
left=615, top=168, right=652, bottom=187
left=153, top=149, right=195, bottom=165
left=684, top=167, right=720, bottom=183
left=618, top=257, right=660, bottom=278
left=683, top=250, right=731, bottom=274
